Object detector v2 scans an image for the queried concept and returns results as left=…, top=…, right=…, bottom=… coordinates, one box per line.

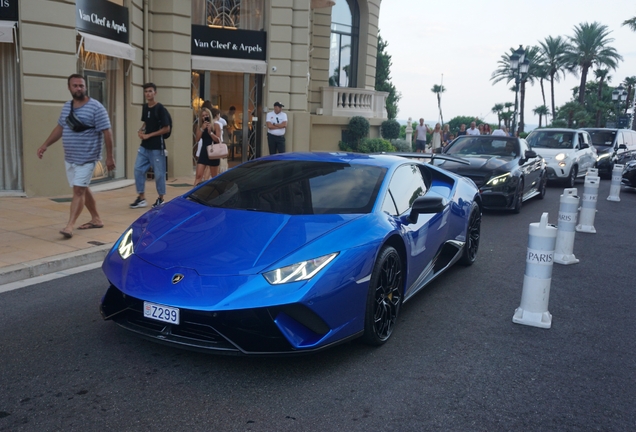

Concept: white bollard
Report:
left=513, top=212, right=557, bottom=329
left=576, top=175, right=600, bottom=234
left=587, top=167, right=599, bottom=177
left=554, top=188, right=580, bottom=265
left=607, top=164, right=624, bottom=202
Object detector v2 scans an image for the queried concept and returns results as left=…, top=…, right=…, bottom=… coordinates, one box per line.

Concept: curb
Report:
left=0, top=244, right=114, bottom=285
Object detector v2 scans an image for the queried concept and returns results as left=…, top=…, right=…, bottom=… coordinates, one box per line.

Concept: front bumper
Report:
left=479, top=189, right=517, bottom=210
left=100, top=284, right=351, bottom=356
left=545, top=163, right=570, bottom=180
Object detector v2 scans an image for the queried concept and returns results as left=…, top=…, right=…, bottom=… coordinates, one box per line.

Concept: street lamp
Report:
left=511, top=45, right=529, bottom=137
left=611, top=85, right=628, bottom=127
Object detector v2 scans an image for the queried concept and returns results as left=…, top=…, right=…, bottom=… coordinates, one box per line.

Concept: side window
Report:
left=381, top=191, right=398, bottom=216
left=577, top=133, right=585, bottom=148
left=388, top=164, right=427, bottom=215
left=616, top=132, right=624, bottom=146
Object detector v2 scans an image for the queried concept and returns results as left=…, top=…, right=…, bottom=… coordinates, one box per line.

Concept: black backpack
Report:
left=161, top=104, right=172, bottom=139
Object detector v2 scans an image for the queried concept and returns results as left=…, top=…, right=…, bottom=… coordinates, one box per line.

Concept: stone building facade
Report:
left=0, top=0, right=386, bottom=197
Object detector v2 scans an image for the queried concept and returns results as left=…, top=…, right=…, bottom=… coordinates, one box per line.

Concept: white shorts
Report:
left=65, top=161, right=95, bottom=188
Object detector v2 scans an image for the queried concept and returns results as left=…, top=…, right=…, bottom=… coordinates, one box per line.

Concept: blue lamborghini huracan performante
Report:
left=100, top=152, right=481, bottom=355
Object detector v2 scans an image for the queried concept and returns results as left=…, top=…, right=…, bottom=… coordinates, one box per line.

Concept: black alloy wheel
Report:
left=537, top=173, right=547, bottom=199
left=512, top=180, right=524, bottom=214
left=566, top=166, right=578, bottom=188
left=362, top=246, right=403, bottom=346
left=459, top=202, right=481, bottom=266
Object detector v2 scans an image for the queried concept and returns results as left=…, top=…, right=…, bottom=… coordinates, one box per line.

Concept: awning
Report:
left=78, top=31, right=136, bottom=61
left=0, top=21, right=17, bottom=43
left=192, top=55, right=267, bottom=74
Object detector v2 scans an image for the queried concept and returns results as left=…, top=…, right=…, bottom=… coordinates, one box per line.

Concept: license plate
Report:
left=144, top=301, right=180, bottom=325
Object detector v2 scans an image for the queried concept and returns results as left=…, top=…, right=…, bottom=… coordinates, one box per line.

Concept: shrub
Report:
left=338, top=141, right=354, bottom=152
left=358, top=137, right=395, bottom=153
left=381, top=119, right=401, bottom=139
left=348, top=116, right=370, bottom=144
left=390, top=139, right=412, bottom=152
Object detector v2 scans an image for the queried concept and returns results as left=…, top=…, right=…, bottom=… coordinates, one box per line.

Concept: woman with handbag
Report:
left=194, top=107, right=222, bottom=185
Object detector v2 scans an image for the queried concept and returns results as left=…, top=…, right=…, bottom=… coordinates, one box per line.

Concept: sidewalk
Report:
left=0, top=176, right=198, bottom=285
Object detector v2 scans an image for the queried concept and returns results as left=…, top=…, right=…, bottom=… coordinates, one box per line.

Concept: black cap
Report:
left=273, top=102, right=284, bottom=108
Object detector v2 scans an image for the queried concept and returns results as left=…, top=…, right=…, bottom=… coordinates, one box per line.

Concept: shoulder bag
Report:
left=207, top=142, right=228, bottom=159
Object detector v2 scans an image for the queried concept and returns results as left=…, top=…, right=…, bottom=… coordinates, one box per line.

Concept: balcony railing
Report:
left=320, top=87, right=388, bottom=118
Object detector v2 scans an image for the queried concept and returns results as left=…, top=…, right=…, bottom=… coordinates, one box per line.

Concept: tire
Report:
left=459, top=202, right=481, bottom=266
left=565, top=166, right=578, bottom=188
left=512, top=180, right=524, bottom=214
left=537, top=173, right=547, bottom=200
left=362, top=246, right=403, bottom=346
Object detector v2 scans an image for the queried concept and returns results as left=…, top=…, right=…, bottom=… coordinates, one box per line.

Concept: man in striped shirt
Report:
left=37, top=74, right=115, bottom=238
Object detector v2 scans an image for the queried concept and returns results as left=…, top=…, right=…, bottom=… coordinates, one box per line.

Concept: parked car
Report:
left=525, top=128, right=597, bottom=187
left=439, top=135, right=546, bottom=213
left=582, top=128, right=636, bottom=178
left=100, top=152, right=482, bottom=355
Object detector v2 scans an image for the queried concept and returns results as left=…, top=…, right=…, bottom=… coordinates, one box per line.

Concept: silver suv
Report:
left=526, top=128, right=598, bottom=187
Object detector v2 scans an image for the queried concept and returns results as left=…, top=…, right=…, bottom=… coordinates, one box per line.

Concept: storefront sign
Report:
left=76, top=0, right=129, bottom=44
left=191, top=25, right=266, bottom=61
left=0, top=0, right=19, bottom=21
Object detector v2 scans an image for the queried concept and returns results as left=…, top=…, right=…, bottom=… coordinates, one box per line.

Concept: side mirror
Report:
left=618, top=144, right=627, bottom=150
left=408, top=196, right=448, bottom=224
left=525, top=150, right=537, bottom=159
left=580, top=143, right=589, bottom=149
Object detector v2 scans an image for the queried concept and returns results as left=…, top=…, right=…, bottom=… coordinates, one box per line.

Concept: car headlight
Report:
left=118, top=228, right=134, bottom=260
left=555, top=153, right=567, bottom=161
left=263, top=253, right=338, bottom=285
left=486, top=172, right=512, bottom=186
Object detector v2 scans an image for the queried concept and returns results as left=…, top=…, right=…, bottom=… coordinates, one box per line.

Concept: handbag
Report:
left=207, top=142, right=228, bottom=159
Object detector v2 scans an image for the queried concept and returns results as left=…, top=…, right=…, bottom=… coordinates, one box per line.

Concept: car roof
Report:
left=529, top=128, right=586, bottom=133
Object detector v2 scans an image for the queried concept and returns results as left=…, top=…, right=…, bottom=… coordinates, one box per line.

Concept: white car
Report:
left=526, top=128, right=597, bottom=187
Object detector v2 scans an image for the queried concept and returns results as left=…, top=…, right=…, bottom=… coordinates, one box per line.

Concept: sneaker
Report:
left=130, top=197, right=147, bottom=208
left=152, top=197, right=165, bottom=208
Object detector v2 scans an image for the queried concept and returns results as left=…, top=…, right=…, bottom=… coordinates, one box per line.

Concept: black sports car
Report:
left=622, top=158, right=636, bottom=187
left=439, top=135, right=547, bottom=213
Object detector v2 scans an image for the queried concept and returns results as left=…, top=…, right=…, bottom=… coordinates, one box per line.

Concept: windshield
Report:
left=587, top=130, right=616, bottom=146
left=527, top=131, right=575, bottom=149
left=189, top=160, right=387, bottom=215
left=444, top=136, right=519, bottom=157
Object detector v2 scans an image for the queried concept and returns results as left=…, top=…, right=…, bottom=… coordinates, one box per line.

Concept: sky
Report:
left=377, top=0, right=636, bottom=128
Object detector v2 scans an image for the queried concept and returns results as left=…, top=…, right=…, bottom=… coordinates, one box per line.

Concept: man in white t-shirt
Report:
left=414, top=118, right=431, bottom=153
left=491, top=127, right=507, bottom=136
left=466, top=121, right=480, bottom=136
left=266, top=102, right=287, bottom=154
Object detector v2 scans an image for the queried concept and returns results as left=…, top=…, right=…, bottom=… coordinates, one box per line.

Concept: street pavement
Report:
left=0, top=177, right=201, bottom=285
left=0, top=178, right=634, bottom=431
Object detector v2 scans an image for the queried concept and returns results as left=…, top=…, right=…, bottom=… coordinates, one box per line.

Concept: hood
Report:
left=131, top=197, right=360, bottom=275
left=593, top=145, right=612, bottom=155
left=437, top=155, right=515, bottom=175
left=533, top=148, right=571, bottom=158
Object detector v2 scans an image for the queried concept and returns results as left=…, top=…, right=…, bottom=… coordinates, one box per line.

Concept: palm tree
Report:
left=491, top=103, right=504, bottom=128
left=538, top=36, right=571, bottom=119
left=565, top=22, right=623, bottom=105
left=491, top=46, right=542, bottom=133
left=623, top=16, right=636, bottom=32
left=431, top=84, right=446, bottom=126
left=594, top=69, right=611, bottom=126
left=500, top=111, right=513, bottom=129
left=533, top=105, right=549, bottom=128
left=622, top=76, right=636, bottom=114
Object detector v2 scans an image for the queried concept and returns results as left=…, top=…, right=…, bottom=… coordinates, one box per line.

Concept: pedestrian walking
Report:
left=36, top=74, right=115, bottom=239
left=415, top=118, right=431, bottom=153
left=130, top=83, right=171, bottom=209
left=266, top=102, right=287, bottom=154
left=194, top=107, right=222, bottom=185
